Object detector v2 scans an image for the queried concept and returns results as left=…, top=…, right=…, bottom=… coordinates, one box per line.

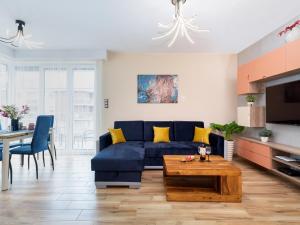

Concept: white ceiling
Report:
left=0, top=0, right=300, bottom=53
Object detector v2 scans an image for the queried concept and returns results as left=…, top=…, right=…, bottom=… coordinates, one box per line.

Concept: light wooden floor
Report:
left=0, top=154, right=300, bottom=225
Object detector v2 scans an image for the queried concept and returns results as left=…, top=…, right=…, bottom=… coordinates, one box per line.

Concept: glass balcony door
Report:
left=73, top=69, right=96, bottom=151
left=44, top=66, right=96, bottom=153
left=44, top=68, right=69, bottom=151
left=10, top=64, right=96, bottom=153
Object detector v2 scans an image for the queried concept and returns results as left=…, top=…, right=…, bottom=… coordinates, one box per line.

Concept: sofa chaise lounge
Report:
left=91, top=121, right=224, bottom=188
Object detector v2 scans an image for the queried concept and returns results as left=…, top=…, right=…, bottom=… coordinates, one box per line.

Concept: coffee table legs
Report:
left=164, top=174, right=242, bottom=202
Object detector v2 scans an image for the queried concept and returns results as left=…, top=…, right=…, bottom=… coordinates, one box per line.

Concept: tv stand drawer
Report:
left=236, top=139, right=272, bottom=169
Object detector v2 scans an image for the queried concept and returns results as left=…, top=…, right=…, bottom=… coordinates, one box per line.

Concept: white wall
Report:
left=102, top=52, right=237, bottom=132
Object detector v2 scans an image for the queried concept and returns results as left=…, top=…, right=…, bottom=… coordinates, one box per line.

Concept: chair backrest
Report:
left=47, top=115, right=54, bottom=142
left=31, top=115, right=53, bottom=153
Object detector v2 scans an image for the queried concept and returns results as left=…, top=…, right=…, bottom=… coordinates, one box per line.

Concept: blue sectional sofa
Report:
left=91, top=121, right=224, bottom=188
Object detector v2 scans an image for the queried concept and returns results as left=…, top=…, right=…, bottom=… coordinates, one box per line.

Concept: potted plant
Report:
left=210, top=121, right=244, bottom=161
left=246, top=94, right=256, bottom=106
left=0, top=105, right=30, bottom=131
left=259, top=128, right=272, bottom=143
left=279, top=20, right=300, bottom=43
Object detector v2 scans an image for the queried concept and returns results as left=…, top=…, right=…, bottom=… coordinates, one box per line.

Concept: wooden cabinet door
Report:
left=251, top=47, right=286, bottom=81
left=237, top=64, right=249, bottom=95
left=237, top=62, right=262, bottom=95
left=236, top=139, right=272, bottom=169
left=286, top=39, right=300, bottom=72
left=248, top=59, right=260, bottom=82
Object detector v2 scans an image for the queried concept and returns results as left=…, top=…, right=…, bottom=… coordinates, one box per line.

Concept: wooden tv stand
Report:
left=236, top=137, right=300, bottom=186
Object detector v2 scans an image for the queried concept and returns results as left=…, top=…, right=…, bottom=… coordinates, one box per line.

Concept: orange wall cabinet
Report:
left=237, top=62, right=262, bottom=95
left=237, top=39, right=300, bottom=92
left=286, top=38, right=300, bottom=72
left=249, top=46, right=286, bottom=82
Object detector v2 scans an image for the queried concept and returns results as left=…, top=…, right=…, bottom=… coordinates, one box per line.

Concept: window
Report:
left=14, top=66, right=41, bottom=126
left=0, top=64, right=9, bottom=130
left=0, top=64, right=8, bottom=105
left=73, top=69, right=96, bottom=150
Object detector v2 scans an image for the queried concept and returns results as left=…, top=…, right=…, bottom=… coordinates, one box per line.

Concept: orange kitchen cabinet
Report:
left=286, top=38, right=300, bottom=72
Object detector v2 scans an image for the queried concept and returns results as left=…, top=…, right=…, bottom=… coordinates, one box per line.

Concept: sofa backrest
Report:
left=114, top=121, right=144, bottom=141
left=174, top=121, right=204, bottom=141
left=143, top=121, right=175, bottom=141
left=113, top=120, right=205, bottom=142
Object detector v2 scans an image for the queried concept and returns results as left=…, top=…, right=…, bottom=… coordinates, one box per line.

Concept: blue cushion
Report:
left=144, top=121, right=174, bottom=141
left=10, top=145, right=33, bottom=155
left=0, top=142, right=26, bottom=149
left=91, top=142, right=145, bottom=172
left=114, top=121, right=144, bottom=141
left=121, top=141, right=144, bottom=148
left=209, top=133, right=224, bottom=156
left=174, top=121, right=204, bottom=141
left=99, top=132, right=112, bottom=151
left=144, top=141, right=197, bottom=158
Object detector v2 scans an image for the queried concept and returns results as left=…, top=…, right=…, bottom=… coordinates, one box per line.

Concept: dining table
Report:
left=0, top=129, right=54, bottom=191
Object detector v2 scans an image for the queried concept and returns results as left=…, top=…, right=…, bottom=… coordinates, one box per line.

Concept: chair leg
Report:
left=54, top=144, right=57, bottom=160
left=9, top=155, right=13, bottom=185
left=48, top=148, right=54, bottom=171
left=32, top=154, right=38, bottom=180
left=21, top=155, right=24, bottom=167
left=28, top=155, right=30, bottom=170
left=42, top=151, right=45, bottom=167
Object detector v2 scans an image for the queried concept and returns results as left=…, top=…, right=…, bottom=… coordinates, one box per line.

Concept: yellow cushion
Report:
left=193, top=127, right=211, bottom=144
left=153, top=126, right=170, bottom=143
left=109, top=128, right=126, bottom=144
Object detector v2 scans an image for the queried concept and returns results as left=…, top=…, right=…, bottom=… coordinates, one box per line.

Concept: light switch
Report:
left=104, top=99, right=109, bottom=108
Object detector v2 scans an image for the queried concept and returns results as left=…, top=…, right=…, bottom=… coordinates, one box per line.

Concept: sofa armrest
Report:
left=99, top=132, right=112, bottom=151
left=209, top=133, right=224, bottom=157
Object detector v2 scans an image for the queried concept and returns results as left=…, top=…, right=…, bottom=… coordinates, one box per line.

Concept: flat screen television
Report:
left=266, top=80, right=300, bottom=125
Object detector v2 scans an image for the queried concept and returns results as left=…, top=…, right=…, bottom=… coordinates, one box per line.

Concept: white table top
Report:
left=0, top=130, right=34, bottom=139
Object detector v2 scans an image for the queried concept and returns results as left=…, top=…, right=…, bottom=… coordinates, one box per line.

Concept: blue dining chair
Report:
left=0, top=145, right=13, bottom=184
left=41, top=115, right=56, bottom=167
left=47, top=115, right=57, bottom=160
left=10, top=115, right=54, bottom=179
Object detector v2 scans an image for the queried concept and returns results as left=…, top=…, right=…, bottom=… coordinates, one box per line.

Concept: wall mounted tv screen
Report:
left=266, top=80, right=300, bottom=125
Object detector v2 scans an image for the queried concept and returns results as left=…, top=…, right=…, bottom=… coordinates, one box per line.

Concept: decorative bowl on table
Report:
left=180, top=155, right=196, bottom=162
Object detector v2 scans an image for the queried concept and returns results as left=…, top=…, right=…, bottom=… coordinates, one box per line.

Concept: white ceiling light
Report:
left=0, top=20, right=43, bottom=49
left=153, top=0, right=210, bottom=47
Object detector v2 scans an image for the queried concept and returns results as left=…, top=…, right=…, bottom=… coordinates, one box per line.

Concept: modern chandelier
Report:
left=0, top=20, right=43, bottom=49
left=153, top=0, right=210, bottom=47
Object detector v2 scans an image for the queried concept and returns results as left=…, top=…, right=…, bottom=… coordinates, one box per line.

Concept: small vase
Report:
left=285, top=27, right=300, bottom=43
left=260, top=137, right=269, bottom=143
left=247, top=102, right=254, bottom=106
left=11, top=119, right=19, bottom=131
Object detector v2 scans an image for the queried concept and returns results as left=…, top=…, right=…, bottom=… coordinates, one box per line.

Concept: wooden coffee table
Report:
left=163, top=155, right=242, bottom=202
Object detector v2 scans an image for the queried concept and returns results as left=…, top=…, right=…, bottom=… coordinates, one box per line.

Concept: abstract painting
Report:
left=137, top=75, right=178, bottom=103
